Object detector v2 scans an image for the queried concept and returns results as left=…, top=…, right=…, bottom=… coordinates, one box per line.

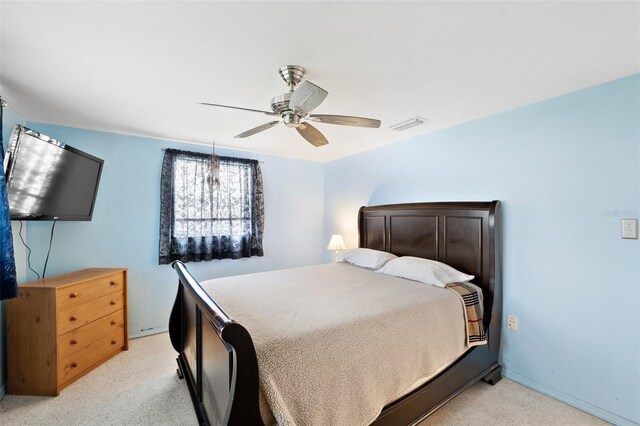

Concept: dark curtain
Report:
left=159, top=149, right=264, bottom=264
left=0, top=104, right=18, bottom=300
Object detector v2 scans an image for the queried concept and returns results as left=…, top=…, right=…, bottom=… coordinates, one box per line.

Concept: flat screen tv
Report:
left=3, top=125, right=104, bottom=221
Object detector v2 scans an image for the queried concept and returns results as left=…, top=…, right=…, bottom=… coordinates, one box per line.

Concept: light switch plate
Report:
left=622, top=219, right=638, bottom=239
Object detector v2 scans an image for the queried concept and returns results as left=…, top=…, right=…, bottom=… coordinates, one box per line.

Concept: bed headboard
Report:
left=358, top=201, right=502, bottom=328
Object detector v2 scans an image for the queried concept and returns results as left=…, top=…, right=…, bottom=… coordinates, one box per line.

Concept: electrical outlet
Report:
left=507, top=314, right=519, bottom=331
left=622, top=219, right=638, bottom=239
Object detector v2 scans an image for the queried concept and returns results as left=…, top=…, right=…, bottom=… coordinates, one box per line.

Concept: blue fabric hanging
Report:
left=0, top=104, right=18, bottom=300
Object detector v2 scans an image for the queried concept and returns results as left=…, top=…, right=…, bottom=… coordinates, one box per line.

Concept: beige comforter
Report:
left=201, top=263, right=468, bottom=426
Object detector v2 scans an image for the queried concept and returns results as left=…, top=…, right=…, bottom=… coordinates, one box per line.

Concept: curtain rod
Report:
left=160, top=148, right=265, bottom=163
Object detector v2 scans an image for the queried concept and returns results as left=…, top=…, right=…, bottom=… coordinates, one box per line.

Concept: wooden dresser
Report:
left=6, top=268, right=128, bottom=396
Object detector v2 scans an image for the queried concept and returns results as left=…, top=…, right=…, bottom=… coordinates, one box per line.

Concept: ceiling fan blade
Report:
left=234, top=121, right=281, bottom=138
left=296, top=123, right=329, bottom=147
left=289, top=81, right=328, bottom=115
left=199, top=102, right=278, bottom=116
left=307, top=114, right=381, bottom=128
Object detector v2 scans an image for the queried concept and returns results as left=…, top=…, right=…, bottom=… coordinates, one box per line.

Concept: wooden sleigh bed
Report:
left=168, top=201, right=503, bottom=425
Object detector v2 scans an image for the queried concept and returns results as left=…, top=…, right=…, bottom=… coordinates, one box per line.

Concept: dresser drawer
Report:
left=58, top=329, right=125, bottom=386
left=57, top=272, right=125, bottom=311
left=58, top=309, right=125, bottom=359
left=57, top=290, right=125, bottom=335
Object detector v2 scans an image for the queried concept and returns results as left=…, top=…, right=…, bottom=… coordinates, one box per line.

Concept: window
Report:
left=159, top=149, right=264, bottom=264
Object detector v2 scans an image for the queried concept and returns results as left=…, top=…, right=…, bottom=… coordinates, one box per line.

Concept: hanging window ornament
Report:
left=206, top=139, right=220, bottom=190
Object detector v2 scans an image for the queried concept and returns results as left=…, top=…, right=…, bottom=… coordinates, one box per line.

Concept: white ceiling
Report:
left=1, top=1, right=638, bottom=163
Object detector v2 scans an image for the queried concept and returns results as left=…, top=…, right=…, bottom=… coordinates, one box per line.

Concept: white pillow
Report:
left=376, top=256, right=474, bottom=287
left=339, top=248, right=397, bottom=269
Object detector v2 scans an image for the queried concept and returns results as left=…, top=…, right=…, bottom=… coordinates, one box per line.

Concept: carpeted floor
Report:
left=0, top=333, right=608, bottom=426
left=0, top=333, right=195, bottom=426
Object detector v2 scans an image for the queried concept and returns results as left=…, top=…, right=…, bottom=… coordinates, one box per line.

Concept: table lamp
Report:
left=327, top=234, right=346, bottom=262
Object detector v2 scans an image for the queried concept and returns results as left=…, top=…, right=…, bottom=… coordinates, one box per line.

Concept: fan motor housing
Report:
left=271, top=92, right=292, bottom=115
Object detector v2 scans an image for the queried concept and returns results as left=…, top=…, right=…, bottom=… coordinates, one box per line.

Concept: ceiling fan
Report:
left=200, top=65, right=381, bottom=147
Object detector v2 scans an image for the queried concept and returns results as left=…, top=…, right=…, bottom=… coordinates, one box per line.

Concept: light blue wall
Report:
left=3, top=76, right=638, bottom=423
left=323, top=74, right=640, bottom=424
left=23, top=125, right=325, bottom=337
left=1, top=105, right=28, bottom=400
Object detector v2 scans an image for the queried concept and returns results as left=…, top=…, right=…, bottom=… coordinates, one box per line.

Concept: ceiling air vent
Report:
left=390, top=116, right=427, bottom=131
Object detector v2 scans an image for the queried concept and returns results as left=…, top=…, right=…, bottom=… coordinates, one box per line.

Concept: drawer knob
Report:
left=70, top=315, right=78, bottom=321
left=71, top=362, right=78, bottom=368
left=70, top=339, right=78, bottom=345
left=69, top=292, right=78, bottom=298
left=111, top=320, right=116, bottom=325
left=111, top=340, right=117, bottom=345
left=110, top=300, right=117, bottom=306
left=110, top=280, right=117, bottom=286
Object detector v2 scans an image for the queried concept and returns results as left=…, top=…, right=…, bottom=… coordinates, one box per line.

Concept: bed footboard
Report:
left=169, top=261, right=262, bottom=426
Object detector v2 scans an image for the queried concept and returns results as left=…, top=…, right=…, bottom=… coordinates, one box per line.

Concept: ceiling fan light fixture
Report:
left=390, top=116, right=428, bottom=131
left=283, top=113, right=301, bottom=128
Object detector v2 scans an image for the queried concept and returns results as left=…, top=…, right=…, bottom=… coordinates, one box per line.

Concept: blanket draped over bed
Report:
left=446, top=282, right=486, bottom=346
left=201, top=262, right=482, bottom=426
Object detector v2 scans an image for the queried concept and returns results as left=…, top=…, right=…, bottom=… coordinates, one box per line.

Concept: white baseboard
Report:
left=129, top=327, right=168, bottom=340
left=503, top=369, right=639, bottom=426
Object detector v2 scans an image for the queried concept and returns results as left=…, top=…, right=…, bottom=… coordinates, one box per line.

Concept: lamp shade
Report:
left=326, top=234, right=346, bottom=251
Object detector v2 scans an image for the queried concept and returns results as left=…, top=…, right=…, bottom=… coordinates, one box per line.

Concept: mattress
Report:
left=201, top=262, right=471, bottom=426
